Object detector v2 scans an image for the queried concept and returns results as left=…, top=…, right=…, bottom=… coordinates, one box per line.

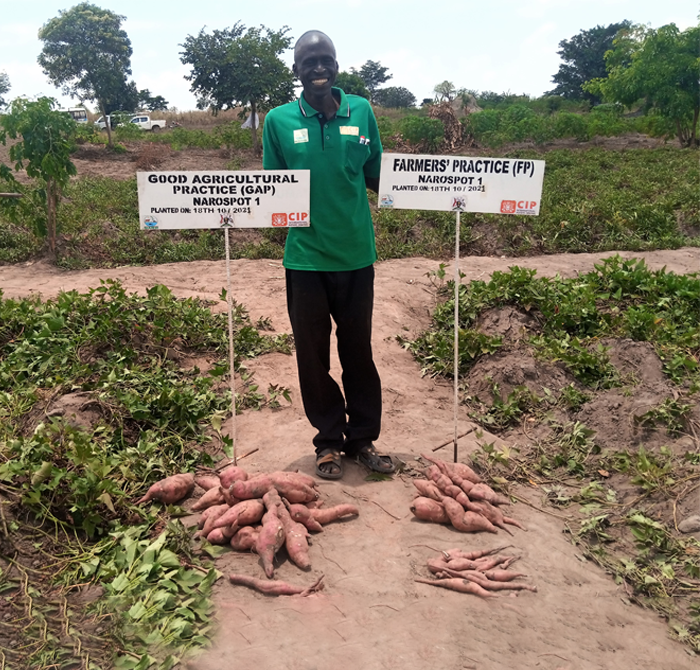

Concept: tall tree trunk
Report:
left=250, top=100, right=259, bottom=157
left=46, top=177, right=57, bottom=261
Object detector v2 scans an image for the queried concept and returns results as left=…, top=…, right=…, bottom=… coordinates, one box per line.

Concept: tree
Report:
left=38, top=2, right=133, bottom=147
left=433, top=81, right=456, bottom=102
left=585, top=24, right=700, bottom=147
left=180, top=23, right=294, bottom=155
left=547, top=21, right=631, bottom=103
left=102, top=79, right=139, bottom=115
left=335, top=71, right=370, bottom=99
left=0, top=72, right=10, bottom=108
left=0, top=97, right=77, bottom=258
left=373, top=86, right=416, bottom=109
left=138, top=89, right=169, bottom=112
left=352, top=60, right=392, bottom=99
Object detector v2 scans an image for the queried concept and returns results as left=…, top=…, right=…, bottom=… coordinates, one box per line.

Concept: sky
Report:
left=0, top=0, right=696, bottom=112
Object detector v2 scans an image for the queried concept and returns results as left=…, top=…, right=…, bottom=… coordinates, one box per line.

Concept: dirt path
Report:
left=2, top=247, right=699, bottom=670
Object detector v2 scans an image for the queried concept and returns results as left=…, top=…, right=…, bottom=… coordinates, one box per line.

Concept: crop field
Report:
left=0, top=114, right=699, bottom=669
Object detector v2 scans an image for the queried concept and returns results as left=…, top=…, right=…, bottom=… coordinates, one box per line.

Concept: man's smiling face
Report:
left=293, top=33, right=338, bottom=100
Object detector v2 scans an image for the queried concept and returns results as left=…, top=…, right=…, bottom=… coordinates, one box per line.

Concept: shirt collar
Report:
left=298, top=87, right=350, bottom=119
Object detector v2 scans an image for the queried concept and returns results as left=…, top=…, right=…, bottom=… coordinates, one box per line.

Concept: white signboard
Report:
left=378, top=153, right=545, bottom=215
left=137, top=170, right=310, bottom=229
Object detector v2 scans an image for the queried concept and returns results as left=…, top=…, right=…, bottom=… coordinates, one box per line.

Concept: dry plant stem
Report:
left=510, top=493, right=573, bottom=520
left=431, top=427, right=476, bottom=452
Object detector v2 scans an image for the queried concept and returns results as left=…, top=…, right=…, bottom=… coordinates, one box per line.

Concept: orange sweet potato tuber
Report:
left=206, top=528, right=229, bottom=544
left=268, top=471, right=316, bottom=489
left=421, top=453, right=482, bottom=484
left=465, top=499, right=513, bottom=535
left=218, top=465, right=249, bottom=489
left=197, top=503, right=229, bottom=531
left=277, top=504, right=311, bottom=570
left=467, top=483, right=510, bottom=506
left=229, top=526, right=259, bottom=552
left=190, top=486, right=226, bottom=511
left=415, top=577, right=498, bottom=598
left=410, top=497, right=449, bottom=524
left=412, top=479, right=443, bottom=502
left=137, top=473, right=194, bottom=505
left=210, top=498, right=265, bottom=534
left=288, top=504, right=324, bottom=532
left=229, top=573, right=324, bottom=596
left=441, top=496, right=498, bottom=534
left=256, top=506, right=286, bottom=578
left=306, top=504, right=359, bottom=525
left=194, top=475, right=221, bottom=491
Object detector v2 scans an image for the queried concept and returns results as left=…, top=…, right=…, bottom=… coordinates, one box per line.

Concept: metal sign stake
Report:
left=224, top=226, right=237, bottom=465
left=453, top=211, right=461, bottom=464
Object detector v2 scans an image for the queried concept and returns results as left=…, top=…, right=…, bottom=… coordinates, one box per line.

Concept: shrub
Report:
left=397, top=116, right=444, bottom=152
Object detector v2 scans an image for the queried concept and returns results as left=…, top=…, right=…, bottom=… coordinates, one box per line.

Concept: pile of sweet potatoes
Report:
left=410, top=453, right=525, bottom=534
left=416, top=545, right=537, bottom=598
left=137, top=465, right=358, bottom=594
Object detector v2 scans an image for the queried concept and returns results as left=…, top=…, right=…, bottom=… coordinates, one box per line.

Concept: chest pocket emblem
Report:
left=294, top=129, right=309, bottom=143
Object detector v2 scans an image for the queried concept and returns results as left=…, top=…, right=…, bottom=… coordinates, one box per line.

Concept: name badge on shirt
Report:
left=294, top=128, right=309, bottom=143
left=339, top=126, right=359, bottom=136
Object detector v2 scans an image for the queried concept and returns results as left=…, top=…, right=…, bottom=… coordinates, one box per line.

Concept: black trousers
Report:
left=286, top=265, right=382, bottom=455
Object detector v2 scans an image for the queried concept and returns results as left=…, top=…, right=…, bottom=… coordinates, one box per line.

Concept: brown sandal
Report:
left=315, top=448, right=343, bottom=480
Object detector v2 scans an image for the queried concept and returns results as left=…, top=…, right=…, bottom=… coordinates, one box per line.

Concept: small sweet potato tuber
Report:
left=210, top=498, right=265, bottom=534
left=480, top=568, right=528, bottom=582
left=229, top=526, right=259, bottom=551
left=197, top=503, right=229, bottom=531
left=218, top=465, right=249, bottom=489
left=467, top=483, right=510, bottom=506
left=442, top=545, right=512, bottom=561
left=194, top=475, right=221, bottom=491
left=441, top=496, right=498, bottom=534
left=306, top=504, right=359, bottom=525
left=412, top=479, right=443, bottom=502
left=278, top=508, right=311, bottom=570
left=288, top=504, right=324, bottom=532
left=415, top=577, right=498, bottom=598
left=256, top=506, right=285, bottom=578
left=229, top=573, right=324, bottom=596
left=465, top=500, right=513, bottom=535
left=410, top=497, right=449, bottom=524
left=268, top=471, right=316, bottom=489
left=206, top=528, right=229, bottom=544
left=190, top=486, right=226, bottom=511
left=137, top=473, right=194, bottom=505
left=421, top=453, right=481, bottom=484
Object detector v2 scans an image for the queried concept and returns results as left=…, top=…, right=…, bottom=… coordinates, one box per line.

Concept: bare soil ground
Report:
left=1, top=247, right=699, bottom=670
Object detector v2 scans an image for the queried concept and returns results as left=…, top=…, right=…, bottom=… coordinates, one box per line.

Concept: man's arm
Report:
left=365, top=175, right=379, bottom=193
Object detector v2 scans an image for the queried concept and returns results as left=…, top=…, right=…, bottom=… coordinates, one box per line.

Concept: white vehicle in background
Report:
left=95, top=115, right=115, bottom=130
left=61, top=107, right=88, bottom=124
left=129, top=114, right=166, bottom=132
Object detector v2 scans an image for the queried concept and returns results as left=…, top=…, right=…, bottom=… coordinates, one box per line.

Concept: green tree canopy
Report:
left=37, top=2, right=133, bottom=146
left=433, top=81, right=456, bottom=102
left=352, top=60, right=392, bottom=98
left=373, top=86, right=416, bottom=108
left=585, top=23, right=700, bottom=147
left=0, top=72, right=10, bottom=108
left=335, top=71, right=370, bottom=99
left=180, top=22, right=294, bottom=154
left=139, top=89, right=169, bottom=112
left=547, top=21, right=631, bottom=103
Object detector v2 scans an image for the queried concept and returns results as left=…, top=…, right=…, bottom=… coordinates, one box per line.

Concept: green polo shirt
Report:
left=262, top=87, right=382, bottom=272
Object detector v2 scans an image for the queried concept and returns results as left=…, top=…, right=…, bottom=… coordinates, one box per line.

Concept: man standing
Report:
left=262, top=30, right=394, bottom=479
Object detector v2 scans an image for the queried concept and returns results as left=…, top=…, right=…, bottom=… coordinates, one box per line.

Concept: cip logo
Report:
left=271, top=213, right=288, bottom=227
left=500, top=200, right=516, bottom=214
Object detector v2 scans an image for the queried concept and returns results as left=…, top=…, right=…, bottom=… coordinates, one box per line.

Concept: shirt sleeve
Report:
left=262, top=112, right=286, bottom=170
left=363, top=104, right=383, bottom=180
